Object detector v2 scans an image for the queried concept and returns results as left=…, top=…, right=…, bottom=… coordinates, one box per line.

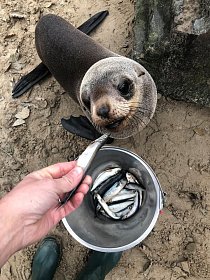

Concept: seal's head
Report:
left=79, top=57, right=157, bottom=139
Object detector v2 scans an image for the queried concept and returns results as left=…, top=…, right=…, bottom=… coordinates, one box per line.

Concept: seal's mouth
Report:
left=105, top=117, right=125, bottom=130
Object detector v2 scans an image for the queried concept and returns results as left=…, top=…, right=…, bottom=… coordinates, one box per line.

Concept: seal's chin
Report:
left=105, top=117, right=125, bottom=130
left=96, top=119, right=134, bottom=139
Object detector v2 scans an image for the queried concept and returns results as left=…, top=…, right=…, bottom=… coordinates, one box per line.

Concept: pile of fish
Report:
left=90, top=167, right=145, bottom=220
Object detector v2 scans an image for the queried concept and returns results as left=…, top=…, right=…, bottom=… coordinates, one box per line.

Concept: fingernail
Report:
left=71, top=166, right=83, bottom=176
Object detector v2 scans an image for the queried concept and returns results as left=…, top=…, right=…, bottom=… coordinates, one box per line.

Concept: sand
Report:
left=0, top=0, right=209, bottom=279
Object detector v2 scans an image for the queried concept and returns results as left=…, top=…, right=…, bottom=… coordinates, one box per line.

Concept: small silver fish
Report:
left=126, top=183, right=144, bottom=205
left=107, top=191, right=137, bottom=203
left=91, top=167, right=121, bottom=191
left=95, top=193, right=121, bottom=220
left=121, top=192, right=139, bottom=220
left=108, top=200, right=134, bottom=213
left=126, top=172, right=139, bottom=184
left=126, top=182, right=145, bottom=192
left=115, top=188, right=136, bottom=195
left=96, top=202, right=101, bottom=212
left=103, top=178, right=127, bottom=202
left=99, top=209, right=110, bottom=218
left=115, top=204, right=133, bottom=218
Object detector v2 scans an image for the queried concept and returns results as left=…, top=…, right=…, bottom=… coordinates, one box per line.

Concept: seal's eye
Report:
left=117, top=79, right=133, bottom=99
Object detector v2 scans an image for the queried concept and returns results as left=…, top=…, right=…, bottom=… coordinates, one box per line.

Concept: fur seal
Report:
left=13, top=13, right=157, bottom=139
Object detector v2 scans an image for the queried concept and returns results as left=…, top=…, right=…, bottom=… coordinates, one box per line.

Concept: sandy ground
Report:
left=0, top=0, right=210, bottom=279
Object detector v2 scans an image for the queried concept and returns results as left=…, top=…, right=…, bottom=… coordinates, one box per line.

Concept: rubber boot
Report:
left=31, top=237, right=61, bottom=280
left=76, top=251, right=122, bottom=280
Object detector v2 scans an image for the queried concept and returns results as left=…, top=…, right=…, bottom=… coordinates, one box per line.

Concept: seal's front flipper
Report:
left=61, top=116, right=101, bottom=140
left=12, top=10, right=109, bottom=98
left=61, top=116, right=113, bottom=143
left=12, top=63, right=50, bottom=98
left=78, top=10, right=109, bottom=34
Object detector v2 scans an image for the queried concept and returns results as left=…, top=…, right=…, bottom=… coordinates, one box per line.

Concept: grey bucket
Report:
left=62, top=146, right=164, bottom=252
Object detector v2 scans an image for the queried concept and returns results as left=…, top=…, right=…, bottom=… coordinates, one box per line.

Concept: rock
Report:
left=34, top=97, right=48, bottom=109
left=15, top=107, right=30, bottom=120
left=51, top=147, right=59, bottom=154
left=4, top=33, right=16, bottom=39
left=180, top=261, right=190, bottom=275
left=10, top=12, right=26, bottom=19
left=8, top=159, right=23, bottom=171
left=3, top=49, right=20, bottom=72
left=133, top=0, right=210, bottom=107
left=185, top=242, right=196, bottom=254
left=157, top=93, right=162, bottom=100
left=193, top=127, right=207, bottom=136
left=12, top=119, right=25, bottom=127
left=44, top=2, right=54, bottom=8
left=10, top=61, right=26, bottom=71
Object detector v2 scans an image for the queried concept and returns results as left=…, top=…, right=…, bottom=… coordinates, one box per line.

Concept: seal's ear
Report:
left=134, top=65, right=145, bottom=77
left=81, top=90, right=91, bottom=111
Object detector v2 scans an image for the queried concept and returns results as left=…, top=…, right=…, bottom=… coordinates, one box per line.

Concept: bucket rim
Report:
left=62, top=145, right=164, bottom=252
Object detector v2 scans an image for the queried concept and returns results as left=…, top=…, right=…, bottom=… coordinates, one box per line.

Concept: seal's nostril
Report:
left=97, top=105, right=110, bottom=119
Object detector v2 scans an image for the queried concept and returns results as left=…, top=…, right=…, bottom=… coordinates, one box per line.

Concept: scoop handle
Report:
left=59, top=134, right=110, bottom=206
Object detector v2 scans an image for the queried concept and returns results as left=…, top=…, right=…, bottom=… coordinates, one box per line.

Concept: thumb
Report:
left=55, top=166, right=84, bottom=195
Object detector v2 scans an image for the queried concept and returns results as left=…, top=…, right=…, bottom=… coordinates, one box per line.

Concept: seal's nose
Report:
left=97, top=105, right=110, bottom=119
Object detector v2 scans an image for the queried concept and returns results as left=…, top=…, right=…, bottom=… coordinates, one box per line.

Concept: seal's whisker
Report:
left=129, top=102, right=154, bottom=110
left=117, top=105, right=151, bottom=120
left=129, top=103, right=154, bottom=113
left=129, top=114, right=148, bottom=128
left=116, top=103, right=153, bottom=115
left=129, top=108, right=152, bottom=118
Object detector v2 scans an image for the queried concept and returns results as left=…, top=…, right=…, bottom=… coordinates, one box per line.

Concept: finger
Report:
left=68, top=192, right=85, bottom=209
left=53, top=192, right=85, bottom=223
left=76, top=183, right=89, bottom=195
left=57, top=174, right=92, bottom=201
left=34, top=161, right=77, bottom=179
left=81, top=175, right=92, bottom=186
left=75, top=175, right=92, bottom=193
left=54, top=166, right=84, bottom=194
left=59, top=182, right=89, bottom=201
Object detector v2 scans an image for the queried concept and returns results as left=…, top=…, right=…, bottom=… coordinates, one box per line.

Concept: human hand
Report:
left=0, top=161, right=92, bottom=266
